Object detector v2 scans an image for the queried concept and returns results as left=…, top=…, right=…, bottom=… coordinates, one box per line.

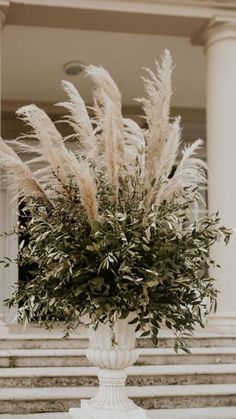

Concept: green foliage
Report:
left=4, top=174, right=231, bottom=351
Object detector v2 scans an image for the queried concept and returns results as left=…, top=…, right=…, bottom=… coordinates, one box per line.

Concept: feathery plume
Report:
left=75, top=160, right=99, bottom=223
left=86, top=65, right=125, bottom=162
left=56, top=80, right=95, bottom=156
left=86, top=65, right=121, bottom=110
left=123, top=118, right=145, bottom=175
left=174, top=139, right=206, bottom=187
left=156, top=139, right=207, bottom=204
left=137, top=49, right=173, bottom=184
left=4, top=139, right=50, bottom=183
left=16, top=105, right=100, bottom=220
left=157, top=116, right=182, bottom=178
left=0, top=137, right=49, bottom=202
left=100, top=96, right=120, bottom=202
left=1, top=52, right=207, bottom=224
left=145, top=116, right=181, bottom=206
left=17, top=105, right=78, bottom=189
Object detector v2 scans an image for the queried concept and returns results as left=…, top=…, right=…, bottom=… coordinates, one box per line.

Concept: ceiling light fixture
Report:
left=63, top=60, right=86, bottom=76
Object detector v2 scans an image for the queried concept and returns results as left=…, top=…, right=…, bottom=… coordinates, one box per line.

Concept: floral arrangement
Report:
left=0, top=51, right=230, bottom=351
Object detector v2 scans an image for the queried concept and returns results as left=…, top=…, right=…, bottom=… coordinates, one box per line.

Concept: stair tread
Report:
left=1, top=407, right=236, bottom=419
left=1, top=363, right=236, bottom=377
left=1, top=347, right=236, bottom=356
left=3, top=332, right=236, bottom=340
left=1, top=384, right=236, bottom=400
left=1, top=334, right=88, bottom=341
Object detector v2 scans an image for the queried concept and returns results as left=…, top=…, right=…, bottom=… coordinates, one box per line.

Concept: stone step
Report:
left=1, top=408, right=236, bottom=419
left=137, top=347, right=236, bottom=365
left=0, top=335, right=88, bottom=350
left=1, top=347, right=236, bottom=368
left=0, top=384, right=236, bottom=413
left=1, top=364, right=236, bottom=387
left=2, top=333, right=236, bottom=349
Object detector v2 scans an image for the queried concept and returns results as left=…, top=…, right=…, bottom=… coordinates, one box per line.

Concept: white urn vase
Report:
left=69, top=315, right=149, bottom=419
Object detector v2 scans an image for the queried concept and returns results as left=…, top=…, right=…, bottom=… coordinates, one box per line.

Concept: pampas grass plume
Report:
left=0, top=137, right=49, bottom=202
left=0, top=50, right=207, bottom=226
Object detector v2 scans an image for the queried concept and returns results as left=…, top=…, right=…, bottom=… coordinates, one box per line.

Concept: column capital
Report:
left=192, top=16, right=236, bottom=48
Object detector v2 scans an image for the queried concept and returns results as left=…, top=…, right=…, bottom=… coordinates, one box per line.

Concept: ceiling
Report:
left=2, top=25, right=206, bottom=110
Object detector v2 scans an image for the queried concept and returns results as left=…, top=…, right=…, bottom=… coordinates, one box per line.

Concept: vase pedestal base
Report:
left=70, top=318, right=150, bottom=419
left=69, top=407, right=90, bottom=419
left=69, top=400, right=150, bottom=419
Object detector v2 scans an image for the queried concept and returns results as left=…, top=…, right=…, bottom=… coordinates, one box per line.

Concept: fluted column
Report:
left=203, top=20, right=236, bottom=330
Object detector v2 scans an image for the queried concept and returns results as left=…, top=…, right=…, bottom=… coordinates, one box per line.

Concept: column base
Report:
left=70, top=400, right=150, bottom=419
left=206, top=312, right=236, bottom=333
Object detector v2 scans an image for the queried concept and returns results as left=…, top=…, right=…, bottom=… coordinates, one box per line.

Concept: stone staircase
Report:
left=0, top=331, right=236, bottom=418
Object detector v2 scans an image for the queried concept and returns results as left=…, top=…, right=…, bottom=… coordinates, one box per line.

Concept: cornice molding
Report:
left=10, top=0, right=236, bottom=12
left=4, top=0, right=236, bottom=37
left=150, top=0, right=236, bottom=10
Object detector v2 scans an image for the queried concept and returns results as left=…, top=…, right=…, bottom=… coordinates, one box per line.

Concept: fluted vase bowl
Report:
left=69, top=314, right=149, bottom=419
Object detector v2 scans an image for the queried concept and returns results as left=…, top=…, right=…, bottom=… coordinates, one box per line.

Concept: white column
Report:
left=0, top=177, right=9, bottom=334
left=0, top=11, right=8, bottom=334
left=3, top=182, right=18, bottom=326
left=0, top=11, right=18, bottom=334
left=204, top=21, right=236, bottom=330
